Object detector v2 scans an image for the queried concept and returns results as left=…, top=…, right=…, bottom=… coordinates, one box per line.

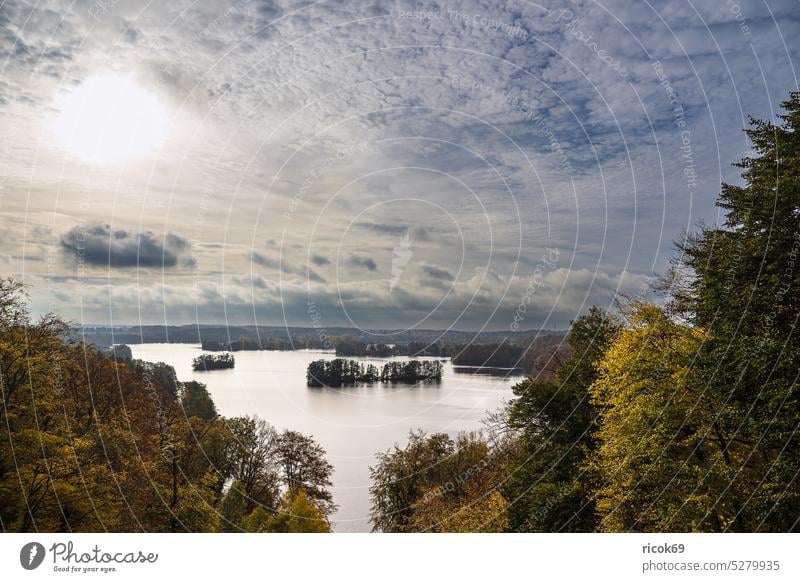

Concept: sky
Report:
left=1, top=0, right=798, bottom=332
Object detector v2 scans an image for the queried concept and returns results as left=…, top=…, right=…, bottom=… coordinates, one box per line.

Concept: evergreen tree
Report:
left=672, top=92, right=800, bottom=530
left=503, top=307, right=620, bottom=532
left=180, top=381, right=218, bottom=420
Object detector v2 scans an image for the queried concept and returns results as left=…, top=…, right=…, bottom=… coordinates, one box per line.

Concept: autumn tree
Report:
left=0, top=278, right=334, bottom=533
left=223, top=416, right=281, bottom=513
left=369, top=430, right=514, bottom=532
left=259, top=488, right=332, bottom=533
left=275, top=430, right=335, bottom=516
left=587, top=303, right=739, bottom=531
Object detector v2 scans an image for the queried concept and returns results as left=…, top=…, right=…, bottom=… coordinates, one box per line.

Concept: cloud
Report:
left=249, top=250, right=281, bottom=270
left=348, top=254, right=377, bottom=271
left=250, top=250, right=327, bottom=283
left=355, top=222, right=408, bottom=237
left=421, top=263, right=455, bottom=281
left=301, top=266, right=327, bottom=283
left=355, top=223, right=436, bottom=243
left=311, top=253, right=330, bottom=266
left=60, top=224, right=191, bottom=268
left=5, top=0, right=800, bottom=330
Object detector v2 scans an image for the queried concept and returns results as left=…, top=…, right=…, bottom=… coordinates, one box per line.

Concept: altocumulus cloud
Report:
left=61, top=224, right=191, bottom=268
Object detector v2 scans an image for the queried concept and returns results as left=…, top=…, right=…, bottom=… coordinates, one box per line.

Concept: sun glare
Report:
left=53, top=75, right=169, bottom=164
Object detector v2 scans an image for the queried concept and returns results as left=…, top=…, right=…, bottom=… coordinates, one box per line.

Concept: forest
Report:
left=334, top=335, right=567, bottom=375
left=0, top=290, right=333, bottom=532
left=367, top=94, right=800, bottom=532
left=201, top=337, right=330, bottom=351
left=449, top=335, right=567, bottom=375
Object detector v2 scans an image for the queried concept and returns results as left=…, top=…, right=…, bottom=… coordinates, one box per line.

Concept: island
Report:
left=192, top=353, right=235, bottom=371
left=306, top=358, right=443, bottom=387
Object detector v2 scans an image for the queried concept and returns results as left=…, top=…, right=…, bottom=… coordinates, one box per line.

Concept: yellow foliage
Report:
left=587, top=303, right=735, bottom=532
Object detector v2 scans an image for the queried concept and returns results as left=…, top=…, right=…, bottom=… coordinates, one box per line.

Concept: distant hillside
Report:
left=72, top=324, right=566, bottom=350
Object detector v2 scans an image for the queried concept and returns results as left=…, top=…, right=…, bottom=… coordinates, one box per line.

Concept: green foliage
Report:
left=241, top=506, right=273, bottom=532
left=220, top=480, right=248, bottom=532
left=369, top=430, right=515, bottom=532
left=131, top=359, right=180, bottom=397
left=380, top=360, right=442, bottom=383
left=180, top=381, right=218, bottom=420
left=306, top=358, right=380, bottom=386
left=503, top=307, right=620, bottom=532
left=668, top=92, right=800, bottom=530
left=271, top=489, right=331, bottom=533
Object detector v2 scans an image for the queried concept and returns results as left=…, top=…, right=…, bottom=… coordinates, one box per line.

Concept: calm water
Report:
left=129, top=343, right=523, bottom=532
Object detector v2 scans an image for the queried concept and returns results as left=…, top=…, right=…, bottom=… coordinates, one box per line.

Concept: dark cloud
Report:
left=412, top=227, right=433, bottom=242
left=311, top=253, right=330, bottom=266
left=250, top=250, right=281, bottom=270
left=60, top=224, right=191, bottom=268
left=421, top=263, right=455, bottom=281
left=355, top=222, right=408, bottom=237
left=354, top=223, right=435, bottom=243
left=348, top=254, right=377, bottom=271
left=301, top=266, right=326, bottom=283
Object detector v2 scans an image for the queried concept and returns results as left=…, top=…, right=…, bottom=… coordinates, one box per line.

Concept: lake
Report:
left=129, top=343, right=524, bottom=532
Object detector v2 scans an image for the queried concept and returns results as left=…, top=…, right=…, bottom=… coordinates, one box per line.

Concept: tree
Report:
left=241, top=488, right=331, bottom=533
left=224, top=417, right=281, bottom=513
left=275, top=430, right=335, bottom=516
left=192, top=353, right=235, bottom=371
left=669, top=92, right=800, bottom=530
left=306, top=359, right=326, bottom=387
left=180, top=381, right=218, bottom=420
left=410, top=488, right=509, bottom=533
left=369, top=430, right=514, bottom=532
left=131, top=360, right=180, bottom=398
left=0, top=278, right=335, bottom=533
left=587, top=303, right=736, bottom=531
left=219, top=480, right=248, bottom=532
left=0, top=283, right=175, bottom=531
left=282, top=489, right=331, bottom=532
left=502, top=307, right=620, bottom=532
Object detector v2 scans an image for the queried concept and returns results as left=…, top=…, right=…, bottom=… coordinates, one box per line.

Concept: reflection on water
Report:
left=452, top=365, right=524, bottom=378
left=129, top=343, right=524, bottom=532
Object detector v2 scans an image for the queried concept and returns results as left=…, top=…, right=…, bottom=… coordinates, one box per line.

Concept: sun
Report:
left=53, top=74, right=169, bottom=164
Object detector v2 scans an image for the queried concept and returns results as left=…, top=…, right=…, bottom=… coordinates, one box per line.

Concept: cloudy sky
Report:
left=1, top=0, right=798, bottom=331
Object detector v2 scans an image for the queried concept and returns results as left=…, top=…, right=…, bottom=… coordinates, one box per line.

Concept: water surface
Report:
left=129, top=343, right=523, bottom=532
